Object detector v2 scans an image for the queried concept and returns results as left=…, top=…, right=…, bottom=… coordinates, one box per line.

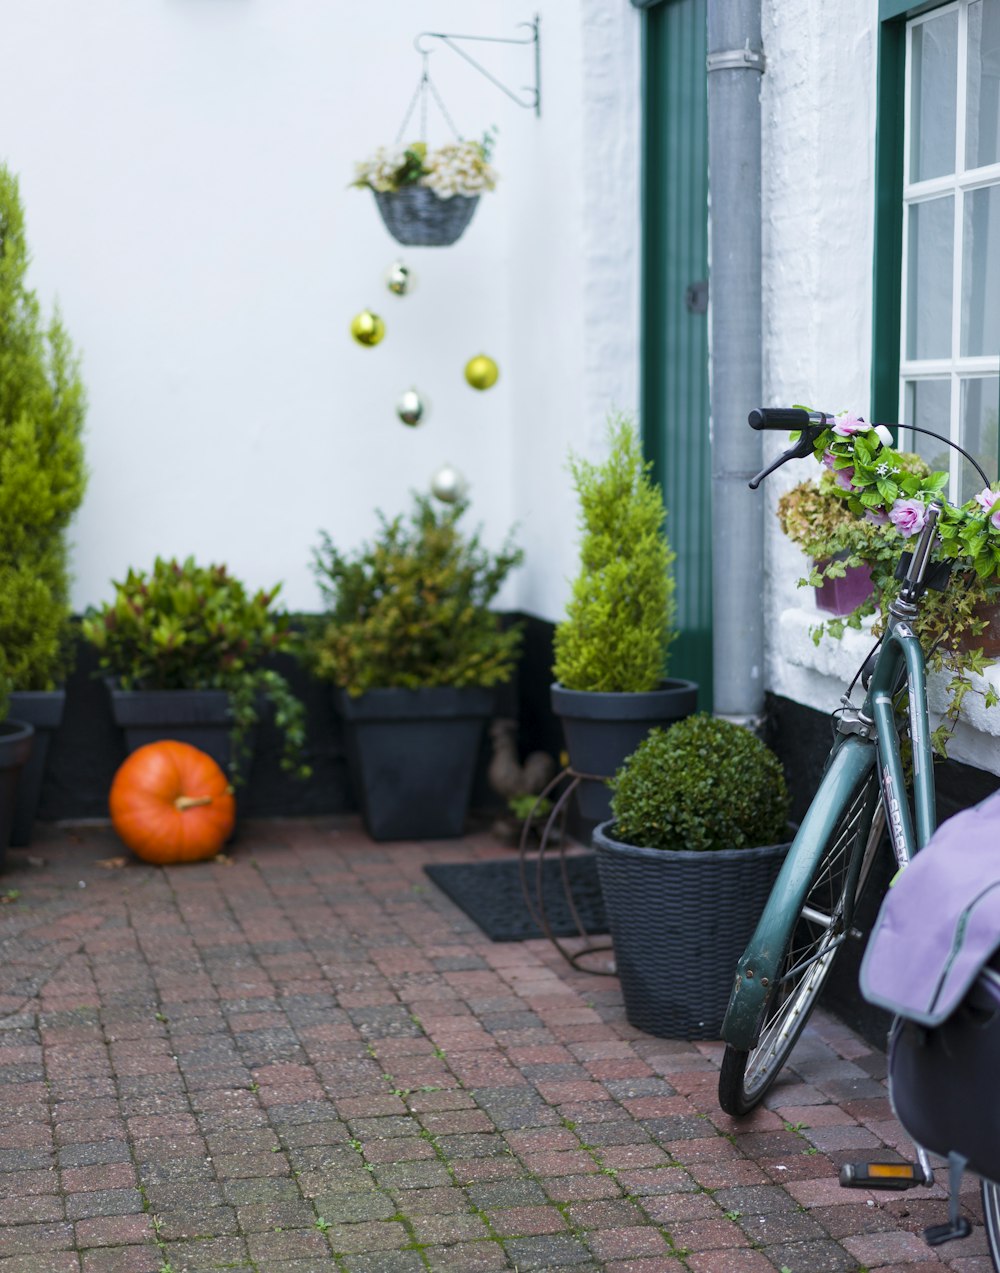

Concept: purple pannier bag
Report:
left=860, top=788, right=1000, bottom=1201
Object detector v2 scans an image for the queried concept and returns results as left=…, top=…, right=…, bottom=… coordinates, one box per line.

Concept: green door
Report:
left=639, top=0, right=712, bottom=709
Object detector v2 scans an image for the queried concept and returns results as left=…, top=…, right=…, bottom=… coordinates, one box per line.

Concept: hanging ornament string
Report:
left=393, top=51, right=463, bottom=145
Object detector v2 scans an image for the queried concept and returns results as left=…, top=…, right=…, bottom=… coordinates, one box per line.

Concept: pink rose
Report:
left=865, top=507, right=890, bottom=527
left=831, top=414, right=871, bottom=438
left=889, top=498, right=928, bottom=537
left=975, top=487, right=1000, bottom=515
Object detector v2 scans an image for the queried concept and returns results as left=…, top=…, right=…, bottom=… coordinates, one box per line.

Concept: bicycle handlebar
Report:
left=748, top=407, right=830, bottom=431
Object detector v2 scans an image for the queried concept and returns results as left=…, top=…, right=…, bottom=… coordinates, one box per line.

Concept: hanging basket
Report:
left=373, top=186, right=480, bottom=247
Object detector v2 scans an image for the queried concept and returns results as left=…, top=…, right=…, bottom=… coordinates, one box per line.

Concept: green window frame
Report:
left=875, top=0, right=1000, bottom=498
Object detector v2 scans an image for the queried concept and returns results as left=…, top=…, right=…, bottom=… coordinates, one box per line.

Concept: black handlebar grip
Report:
left=748, top=408, right=814, bottom=430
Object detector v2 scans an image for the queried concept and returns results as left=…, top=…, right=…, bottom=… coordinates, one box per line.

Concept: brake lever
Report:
left=748, top=425, right=825, bottom=490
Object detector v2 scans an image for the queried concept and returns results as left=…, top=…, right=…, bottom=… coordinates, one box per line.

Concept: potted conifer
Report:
left=595, top=715, right=792, bottom=1039
left=309, top=495, right=522, bottom=841
left=552, top=414, right=697, bottom=820
left=0, top=164, right=87, bottom=845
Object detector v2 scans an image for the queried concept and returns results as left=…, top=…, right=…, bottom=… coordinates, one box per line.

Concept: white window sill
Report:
left=771, top=605, right=1000, bottom=776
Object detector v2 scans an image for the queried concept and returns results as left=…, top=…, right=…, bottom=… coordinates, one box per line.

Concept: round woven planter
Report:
left=593, top=820, right=791, bottom=1039
left=373, top=187, right=480, bottom=247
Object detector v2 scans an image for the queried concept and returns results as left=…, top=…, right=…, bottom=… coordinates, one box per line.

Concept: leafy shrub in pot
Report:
left=310, top=495, right=523, bottom=695
left=82, top=557, right=308, bottom=781
left=309, top=495, right=523, bottom=840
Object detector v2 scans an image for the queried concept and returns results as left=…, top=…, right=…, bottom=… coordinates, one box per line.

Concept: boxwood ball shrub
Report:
left=610, top=714, right=790, bottom=852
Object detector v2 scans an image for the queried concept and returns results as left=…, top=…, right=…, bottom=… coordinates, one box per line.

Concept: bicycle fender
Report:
left=720, top=737, right=877, bottom=1050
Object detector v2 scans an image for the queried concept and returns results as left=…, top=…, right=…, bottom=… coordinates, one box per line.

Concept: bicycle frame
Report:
left=721, top=615, right=937, bottom=1052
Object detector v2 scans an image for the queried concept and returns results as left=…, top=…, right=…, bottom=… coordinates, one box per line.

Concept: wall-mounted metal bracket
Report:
left=414, top=16, right=541, bottom=117
left=707, top=40, right=766, bottom=74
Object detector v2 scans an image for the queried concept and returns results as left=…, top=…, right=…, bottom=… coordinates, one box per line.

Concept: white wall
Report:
left=1, top=0, right=641, bottom=618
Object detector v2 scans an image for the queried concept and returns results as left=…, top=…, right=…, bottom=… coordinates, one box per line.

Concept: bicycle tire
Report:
left=982, top=1178, right=1000, bottom=1272
left=718, top=770, right=884, bottom=1116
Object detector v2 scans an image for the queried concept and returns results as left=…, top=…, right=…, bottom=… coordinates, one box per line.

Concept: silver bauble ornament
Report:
left=396, top=388, right=426, bottom=427
left=385, top=260, right=415, bottom=297
left=431, top=463, right=468, bottom=504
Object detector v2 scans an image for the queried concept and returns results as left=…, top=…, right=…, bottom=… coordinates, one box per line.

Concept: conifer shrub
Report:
left=310, top=495, right=523, bottom=696
left=0, top=165, right=87, bottom=691
left=610, top=714, right=790, bottom=852
left=553, top=414, right=676, bottom=693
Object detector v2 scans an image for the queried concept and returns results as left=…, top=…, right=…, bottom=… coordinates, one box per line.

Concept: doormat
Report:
left=423, top=854, right=608, bottom=942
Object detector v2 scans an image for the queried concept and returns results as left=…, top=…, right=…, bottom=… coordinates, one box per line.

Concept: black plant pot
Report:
left=8, top=689, right=64, bottom=847
left=106, top=682, right=235, bottom=774
left=336, top=686, right=495, bottom=841
left=593, top=821, right=790, bottom=1039
left=0, top=720, right=35, bottom=870
left=551, top=680, right=699, bottom=821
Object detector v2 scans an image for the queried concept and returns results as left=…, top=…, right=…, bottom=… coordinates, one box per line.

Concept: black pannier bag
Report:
left=860, top=788, right=1000, bottom=1245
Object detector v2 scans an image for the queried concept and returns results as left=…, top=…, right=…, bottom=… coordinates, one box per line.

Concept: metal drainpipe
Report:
left=707, top=0, right=766, bottom=724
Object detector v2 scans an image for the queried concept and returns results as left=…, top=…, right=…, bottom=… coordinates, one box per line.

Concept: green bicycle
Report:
left=717, top=406, right=988, bottom=1116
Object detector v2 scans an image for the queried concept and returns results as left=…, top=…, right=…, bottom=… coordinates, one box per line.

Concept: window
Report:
left=897, top=0, right=1000, bottom=499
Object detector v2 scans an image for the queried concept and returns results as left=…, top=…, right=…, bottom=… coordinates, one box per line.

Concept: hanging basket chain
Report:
left=393, top=52, right=462, bottom=147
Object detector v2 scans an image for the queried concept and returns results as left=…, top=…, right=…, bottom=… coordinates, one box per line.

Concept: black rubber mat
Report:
left=423, top=854, right=608, bottom=942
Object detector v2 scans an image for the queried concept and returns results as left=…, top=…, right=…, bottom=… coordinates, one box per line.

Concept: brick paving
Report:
left=0, top=817, right=993, bottom=1273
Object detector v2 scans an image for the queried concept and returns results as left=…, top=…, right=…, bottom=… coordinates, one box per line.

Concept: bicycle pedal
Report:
left=839, top=1161, right=931, bottom=1191
left=924, top=1217, right=972, bottom=1246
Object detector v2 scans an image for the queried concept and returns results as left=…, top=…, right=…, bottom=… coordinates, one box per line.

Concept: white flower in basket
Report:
left=352, top=136, right=497, bottom=247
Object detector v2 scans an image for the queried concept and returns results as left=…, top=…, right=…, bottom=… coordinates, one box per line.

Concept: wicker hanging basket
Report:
left=373, top=186, right=480, bottom=247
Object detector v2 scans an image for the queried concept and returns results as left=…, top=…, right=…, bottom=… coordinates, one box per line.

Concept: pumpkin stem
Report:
left=174, top=794, right=215, bottom=811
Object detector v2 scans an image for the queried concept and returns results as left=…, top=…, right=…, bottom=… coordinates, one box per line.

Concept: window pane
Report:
left=966, top=0, right=1000, bottom=170
left=960, top=375, right=1000, bottom=499
left=904, top=379, right=952, bottom=474
left=910, top=10, right=958, bottom=181
left=962, top=184, right=1000, bottom=355
left=906, top=196, right=955, bottom=359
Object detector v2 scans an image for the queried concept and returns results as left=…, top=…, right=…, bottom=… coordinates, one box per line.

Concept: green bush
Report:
left=553, top=414, right=675, bottom=692
left=0, top=164, right=87, bottom=692
left=610, top=714, right=790, bottom=852
left=81, top=557, right=308, bottom=780
left=310, top=495, right=523, bottom=696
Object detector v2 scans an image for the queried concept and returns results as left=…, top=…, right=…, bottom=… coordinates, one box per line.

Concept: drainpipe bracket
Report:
left=707, top=42, right=765, bottom=73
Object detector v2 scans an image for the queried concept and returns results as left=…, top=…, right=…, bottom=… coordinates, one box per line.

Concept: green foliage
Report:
left=0, top=164, right=87, bottom=692
left=779, top=441, right=1000, bottom=754
left=553, top=414, right=676, bottom=693
left=610, top=714, right=790, bottom=852
left=309, top=495, right=523, bottom=696
left=80, top=557, right=308, bottom=780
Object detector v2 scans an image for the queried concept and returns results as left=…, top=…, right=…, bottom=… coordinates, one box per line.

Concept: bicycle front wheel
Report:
left=981, top=1179, right=1000, bottom=1271
left=718, top=771, right=884, bottom=1115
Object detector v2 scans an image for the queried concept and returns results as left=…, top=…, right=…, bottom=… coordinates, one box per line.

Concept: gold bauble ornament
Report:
left=350, top=310, right=385, bottom=347
left=385, top=261, right=415, bottom=297
left=464, top=354, right=499, bottom=390
left=396, top=388, right=426, bottom=427
left=431, top=463, right=468, bottom=504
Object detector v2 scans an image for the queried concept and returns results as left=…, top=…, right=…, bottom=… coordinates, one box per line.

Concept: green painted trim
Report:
left=879, top=0, right=945, bottom=20
left=872, top=16, right=906, bottom=427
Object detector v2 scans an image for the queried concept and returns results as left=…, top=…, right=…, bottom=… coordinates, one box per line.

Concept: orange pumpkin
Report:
left=110, top=740, right=236, bottom=864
